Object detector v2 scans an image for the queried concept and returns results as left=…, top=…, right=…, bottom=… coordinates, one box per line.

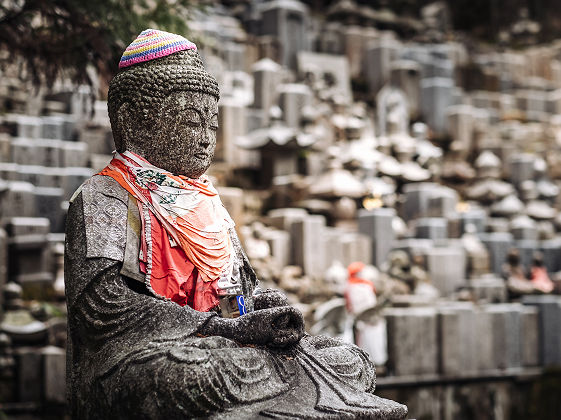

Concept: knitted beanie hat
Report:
left=118, top=29, right=197, bottom=69
left=108, top=29, right=220, bottom=148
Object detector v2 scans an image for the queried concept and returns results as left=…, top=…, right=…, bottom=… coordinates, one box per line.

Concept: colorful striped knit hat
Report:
left=119, top=29, right=197, bottom=69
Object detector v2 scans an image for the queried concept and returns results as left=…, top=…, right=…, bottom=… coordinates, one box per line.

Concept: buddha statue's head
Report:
left=108, top=29, right=220, bottom=178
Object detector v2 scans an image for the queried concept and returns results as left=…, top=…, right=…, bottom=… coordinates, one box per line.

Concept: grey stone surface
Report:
left=292, top=214, right=326, bottom=278
left=482, top=304, right=522, bottom=370
left=520, top=306, right=539, bottom=367
left=1, top=181, right=36, bottom=218
left=474, top=308, right=495, bottom=371
left=363, top=38, right=400, bottom=94
left=401, top=182, right=440, bottom=222
left=252, top=58, right=282, bottom=113
left=11, top=138, right=63, bottom=167
left=385, top=307, right=438, bottom=376
left=460, top=209, right=487, bottom=235
left=65, top=40, right=407, bottom=419
left=468, top=275, right=507, bottom=303
left=14, top=347, right=42, bottom=402
left=415, top=217, right=448, bottom=240
left=425, top=246, right=466, bottom=296
left=540, top=238, right=561, bottom=273
left=7, top=218, right=53, bottom=285
left=420, top=77, right=454, bottom=134
left=437, top=303, right=477, bottom=375
left=33, top=187, right=64, bottom=233
left=509, top=153, right=535, bottom=186
left=263, top=228, right=291, bottom=269
left=259, top=0, right=310, bottom=69
left=358, top=207, right=395, bottom=268
left=340, top=232, right=372, bottom=267
left=427, top=187, right=458, bottom=218
left=41, top=116, right=66, bottom=140
left=480, top=232, right=513, bottom=275
left=42, top=345, right=66, bottom=404
left=522, top=295, right=561, bottom=366
left=515, top=239, right=539, bottom=269
left=278, top=83, right=312, bottom=128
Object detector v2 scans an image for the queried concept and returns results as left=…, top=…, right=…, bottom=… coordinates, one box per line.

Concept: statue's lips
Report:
left=194, top=152, right=208, bottom=160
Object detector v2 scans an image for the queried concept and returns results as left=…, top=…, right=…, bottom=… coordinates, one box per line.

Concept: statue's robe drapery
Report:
left=65, top=175, right=407, bottom=419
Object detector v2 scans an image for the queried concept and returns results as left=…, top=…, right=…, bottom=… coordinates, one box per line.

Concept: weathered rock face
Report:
left=65, top=31, right=407, bottom=420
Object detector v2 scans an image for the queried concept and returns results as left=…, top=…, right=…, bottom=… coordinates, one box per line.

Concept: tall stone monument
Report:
left=64, top=29, right=407, bottom=419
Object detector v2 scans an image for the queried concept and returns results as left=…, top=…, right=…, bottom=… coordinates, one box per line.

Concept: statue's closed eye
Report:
left=184, top=109, right=202, bottom=126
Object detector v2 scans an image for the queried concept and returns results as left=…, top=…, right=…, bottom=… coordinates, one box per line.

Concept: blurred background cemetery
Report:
left=2, top=0, right=561, bottom=418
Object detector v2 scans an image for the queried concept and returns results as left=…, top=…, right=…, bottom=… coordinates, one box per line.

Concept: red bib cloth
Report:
left=99, top=151, right=234, bottom=311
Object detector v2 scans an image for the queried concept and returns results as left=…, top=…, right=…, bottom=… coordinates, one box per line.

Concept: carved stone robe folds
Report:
left=65, top=175, right=407, bottom=419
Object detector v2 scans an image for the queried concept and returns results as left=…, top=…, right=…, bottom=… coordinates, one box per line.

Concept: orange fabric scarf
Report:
left=99, top=151, right=234, bottom=283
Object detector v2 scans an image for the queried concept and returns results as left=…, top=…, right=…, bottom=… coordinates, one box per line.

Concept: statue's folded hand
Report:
left=203, top=306, right=305, bottom=348
left=253, top=289, right=290, bottom=310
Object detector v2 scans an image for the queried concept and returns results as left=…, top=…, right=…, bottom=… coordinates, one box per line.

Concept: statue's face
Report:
left=131, top=91, right=218, bottom=178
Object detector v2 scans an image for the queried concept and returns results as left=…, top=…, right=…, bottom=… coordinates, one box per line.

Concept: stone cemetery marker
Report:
left=259, top=0, right=310, bottom=69
left=522, top=295, right=561, bottom=366
left=252, top=58, right=282, bottom=113
left=297, top=51, right=352, bottom=103
left=520, top=306, right=539, bottom=367
left=415, top=217, right=448, bottom=241
left=540, top=238, right=561, bottom=273
left=402, top=182, right=440, bottom=222
left=425, top=246, right=466, bottom=296
left=385, top=307, right=439, bottom=376
left=390, top=60, right=421, bottom=118
left=509, top=153, right=535, bottom=186
left=14, top=347, right=42, bottom=402
left=292, top=214, right=326, bottom=279
left=61, top=141, right=89, bottom=168
left=469, top=275, right=507, bottom=303
left=278, top=83, right=312, bottom=128
left=340, top=232, right=372, bottom=268
left=438, top=302, right=477, bottom=375
left=1, top=181, right=36, bottom=218
left=447, top=104, right=474, bottom=157
left=482, top=304, right=523, bottom=370
left=0, top=133, right=10, bottom=162
left=262, top=229, right=291, bottom=270
left=474, top=308, right=495, bottom=371
left=42, top=346, right=66, bottom=404
left=363, top=38, right=400, bottom=94
left=41, top=116, right=65, bottom=140
left=420, top=77, right=454, bottom=135
left=515, top=239, right=539, bottom=269
left=480, top=232, right=514, bottom=275
left=358, top=208, right=395, bottom=268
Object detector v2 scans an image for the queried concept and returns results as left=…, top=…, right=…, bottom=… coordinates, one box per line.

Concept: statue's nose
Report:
left=200, top=126, right=213, bottom=149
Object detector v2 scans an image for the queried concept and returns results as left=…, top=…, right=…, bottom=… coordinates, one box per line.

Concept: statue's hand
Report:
left=253, top=289, right=290, bottom=310
left=204, top=306, right=305, bottom=348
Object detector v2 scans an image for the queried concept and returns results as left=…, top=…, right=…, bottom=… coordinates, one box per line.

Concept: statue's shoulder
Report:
left=72, top=174, right=129, bottom=205
left=71, top=174, right=129, bottom=261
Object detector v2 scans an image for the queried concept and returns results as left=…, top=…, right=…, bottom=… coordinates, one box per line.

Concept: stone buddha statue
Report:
left=65, top=29, right=407, bottom=419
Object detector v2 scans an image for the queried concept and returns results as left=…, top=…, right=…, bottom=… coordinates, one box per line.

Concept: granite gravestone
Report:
left=65, top=30, right=407, bottom=419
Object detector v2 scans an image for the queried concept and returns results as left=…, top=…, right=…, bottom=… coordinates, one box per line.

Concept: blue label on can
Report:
left=236, top=295, right=247, bottom=316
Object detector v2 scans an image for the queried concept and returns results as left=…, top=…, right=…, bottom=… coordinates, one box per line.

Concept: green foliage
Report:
left=0, top=0, right=199, bottom=86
